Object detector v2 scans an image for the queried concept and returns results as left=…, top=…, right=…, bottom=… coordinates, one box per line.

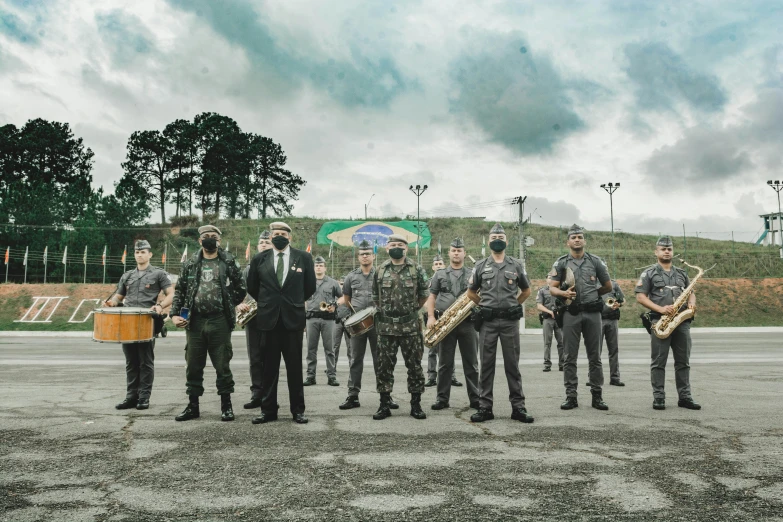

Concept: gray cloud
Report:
left=94, top=9, right=155, bottom=66
left=0, top=7, right=39, bottom=45
left=448, top=32, right=584, bottom=155
left=623, top=42, right=727, bottom=113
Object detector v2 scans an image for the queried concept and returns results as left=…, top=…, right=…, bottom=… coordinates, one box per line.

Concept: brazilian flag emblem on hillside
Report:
left=316, top=221, right=431, bottom=248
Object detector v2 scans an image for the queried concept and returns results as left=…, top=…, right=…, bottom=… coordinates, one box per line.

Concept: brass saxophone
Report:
left=423, top=291, right=476, bottom=348
left=652, top=260, right=711, bottom=339
left=236, top=296, right=258, bottom=329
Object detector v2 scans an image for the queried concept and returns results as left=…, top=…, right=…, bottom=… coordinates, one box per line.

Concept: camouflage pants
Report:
left=376, top=333, right=425, bottom=394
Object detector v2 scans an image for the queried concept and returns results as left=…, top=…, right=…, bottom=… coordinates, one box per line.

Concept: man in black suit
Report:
left=246, top=221, right=316, bottom=424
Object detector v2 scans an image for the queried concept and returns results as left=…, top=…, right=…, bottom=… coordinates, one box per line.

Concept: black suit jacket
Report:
left=247, top=247, right=316, bottom=331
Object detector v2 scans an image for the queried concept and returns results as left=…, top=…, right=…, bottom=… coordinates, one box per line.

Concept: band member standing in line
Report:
left=304, top=256, right=342, bottom=387
left=599, top=273, right=625, bottom=387
left=536, top=275, right=564, bottom=372
left=108, top=240, right=173, bottom=411
left=425, top=255, right=461, bottom=388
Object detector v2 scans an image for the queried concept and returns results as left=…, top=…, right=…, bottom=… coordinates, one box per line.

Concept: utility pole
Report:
left=409, top=185, right=428, bottom=266
left=600, top=183, right=620, bottom=279
left=511, top=196, right=527, bottom=271
left=768, top=180, right=783, bottom=259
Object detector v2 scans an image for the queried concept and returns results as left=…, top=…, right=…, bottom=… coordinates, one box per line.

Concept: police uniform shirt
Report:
left=536, top=285, right=557, bottom=310
left=307, top=276, right=343, bottom=312
left=342, top=268, right=375, bottom=312
left=600, top=280, right=625, bottom=318
left=550, top=253, right=610, bottom=304
left=634, top=265, right=690, bottom=309
left=468, top=256, right=530, bottom=309
left=429, top=266, right=469, bottom=312
left=116, top=266, right=171, bottom=308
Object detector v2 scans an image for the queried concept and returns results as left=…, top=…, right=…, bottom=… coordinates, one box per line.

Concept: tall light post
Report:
left=768, top=180, right=783, bottom=259
left=600, top=183, right=620, bottom=278
left=364, top=193, right=375, bottom=220
left=409, top=184, right=428, bottom=266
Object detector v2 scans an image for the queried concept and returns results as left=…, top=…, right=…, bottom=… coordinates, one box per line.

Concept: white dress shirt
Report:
left=272, top=246, right=291, bottom=285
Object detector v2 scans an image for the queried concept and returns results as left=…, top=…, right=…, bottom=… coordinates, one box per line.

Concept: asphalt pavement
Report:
left=1, top=331, right=782, bottom=521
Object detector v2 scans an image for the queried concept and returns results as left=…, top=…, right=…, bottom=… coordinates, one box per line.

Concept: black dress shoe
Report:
left=339, top=396, right=360, bottom=410
left=511, top=407, right=534, bottom=424
left=424, top=378, right=437, bottom=387
left=470, top=401, right=480, bottom=409
left=678, top=398, right=702, bottom=410
left=327, top=377, right=340, bottom=387
left=653, top=398, right=666, bottom=410
left=591, top=393, right=609, bottom=411
left=470, top=408, right=494, bottom=422
left=175, top=403, right=200, bottom=421
left=136, top=398, right=149, bottom=410
left=293, top=413, right=309, bottom=424
left=252, top=412, right=278, bottom=424
left=244, top=398, right=263, bottom=409
left=303, top=377, right=316, bottom=386
left=560, top=397, right=579, bottom=410
left=116, top=398, right=137, bottom=410
left=431, top=401, right=449, bottom=410
left=451, top=378, right=463, bottom=387
left=543, top=367, right=551, bottom=372
left=610, top=380, right=625, bottom=387
left=388, top=399, right=399, bottom=410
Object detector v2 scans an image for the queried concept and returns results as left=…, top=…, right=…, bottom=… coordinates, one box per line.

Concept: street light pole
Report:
left=600, top=183, right=621, bottom=279
left=768, top=181, right=783, bottom=259
left=365, top=193, right=375, bottom=220
left=409, top=184, right=428, bottom=266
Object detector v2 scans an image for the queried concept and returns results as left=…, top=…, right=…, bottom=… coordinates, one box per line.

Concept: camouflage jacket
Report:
left=170, top=248, right=247, bottom=330
left=372, top=257, right=428, bottom=335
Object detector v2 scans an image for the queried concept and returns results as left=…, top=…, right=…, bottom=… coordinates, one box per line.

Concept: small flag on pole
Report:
left=83, top=246, right=87, bottom=265
left=4, top=246, right=9, bottom=264
left=23, top=246, right=28, bottom=266
left=328, top=240, right=334, bottom=258
left=373, top=241, right=378, bottom=255
left=245, top=241, right=251, bottom=261
left=306, top=240, right=312, bottom=253
left=62, top=246, right=68, bottom=264
left=102, top=246, right=107, bottom=266
left=180, top=245, right=188, bottom=263
left=161, top=252, right=167, bottom=264
left=481, top=236, right=486, bottom=257
left=437, top=241, right=441, bottom=255
left=43, top=246, right=48, bottom=264
left=121, top=246, right=127, bottom=265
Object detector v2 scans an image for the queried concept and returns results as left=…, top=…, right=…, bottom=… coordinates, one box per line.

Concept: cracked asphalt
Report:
left=1, top=331, right=782, bottom=521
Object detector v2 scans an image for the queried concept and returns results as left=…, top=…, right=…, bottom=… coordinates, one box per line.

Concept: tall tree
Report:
left=164, top=119, right=199, bottom=217
left=193, top=112, right=242, bottom=218
left=246, top=134, right=306, bottom=218
left=120, top=130, right=174, bottom=224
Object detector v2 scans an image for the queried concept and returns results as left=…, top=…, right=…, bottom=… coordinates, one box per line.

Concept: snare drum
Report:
left=344, top=307, right=376, bottom=337
left=93, top=307, right=155, bottom=344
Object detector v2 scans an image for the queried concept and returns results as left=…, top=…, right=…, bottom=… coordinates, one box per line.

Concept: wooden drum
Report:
left=93, top=307, right=155, bottom=344
left=344, top=307, right=376, bottom=337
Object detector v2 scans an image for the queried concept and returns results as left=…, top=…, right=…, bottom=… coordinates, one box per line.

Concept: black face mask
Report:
left=389, top=247, right=405, bottom=260
left=489, top=239, right=506, bottom=253
left=272, top=236, right=290, bottom=250
left=201, top=237, right=218, bottom=252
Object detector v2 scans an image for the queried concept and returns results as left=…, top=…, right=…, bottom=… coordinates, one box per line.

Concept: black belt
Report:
left=307, top=311, right=335, bottom=320
left=480, top=307, right=518, bottom=320
left=193, top=310, right=224, bottom=318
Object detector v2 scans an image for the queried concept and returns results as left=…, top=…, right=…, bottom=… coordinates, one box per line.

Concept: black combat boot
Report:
left=560, top=397, right=578, bottom=410
left=389, top=397, right=400, bottom=409
left=175, top=395, right=200, bottom=421
left=115, top=398, right=137, bottom=410
left=591, top=390, right=609, bottom=411
left=220, top=393, right=235, bottom=422
left=678, top=397, right=701, bottom=410
left=410, top=393, right=427, bottom=420
left=373, top=393, right=392, bottom=420
left=470, top=408, right=494, bottom=422
left=653, top=398, right=666, bottom=410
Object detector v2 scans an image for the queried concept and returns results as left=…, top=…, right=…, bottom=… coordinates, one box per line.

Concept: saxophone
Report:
left=652, top=260, right=711, bottom=339
left=236, top=295, right=258, bottom=329
left=423, top=291, right=476, bottom=348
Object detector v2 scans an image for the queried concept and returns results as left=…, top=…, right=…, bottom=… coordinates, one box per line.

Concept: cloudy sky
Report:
left=2, top=0, right=782, bottom=241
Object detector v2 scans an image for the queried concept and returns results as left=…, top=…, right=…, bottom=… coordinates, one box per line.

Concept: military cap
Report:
left=258, top=230, right=271, bottom=240
left=198, top=224, right=222, bottom=236
left=134, top=239, right=151, bottom=251
left=314, top=256, right=326, bottom=264
left=357, top=239, right=373, bottom=250
left=490, top=223, right=505, bottom=235
left=567, top=224, right=584, bottom=237
left=387, top=233, right=408, bottom=245
left=450, top=237, right=465, bottom=248
left=656, top=236, right=673, bottom=247
left=432, top=254, right=443, bottom=263
left=269, top=221, right=292, bottom=233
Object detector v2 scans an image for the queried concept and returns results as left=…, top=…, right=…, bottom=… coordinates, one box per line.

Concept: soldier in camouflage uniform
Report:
left=372, top=233, right=430, bottom=420
left=170, top=225, right=249, bottom=422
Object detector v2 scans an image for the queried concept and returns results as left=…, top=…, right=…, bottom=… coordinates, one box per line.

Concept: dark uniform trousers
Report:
left=185, top=314, right=234, bottom=396
left=478, top=318, right=526, bottom=410
left=333, top=320, right=351, bottom=365
left=600, top=319, right=621, bottom=382
left=376, top=333, right=424, bottom=394
left=244, top=323, right=264, bottom=400
left=428, top=344, right=457, bottom=381
left=650, top=321, right=692, bottom=400
left=347, top=328, right=387, bottom=397
left=261, top=319, right=306, bottom=415
left=563, top=311, right=604, bottom=397
left=306, top=318, right=336, bottom=379
left=122, top=340, right=155, bottom=400
left=542, top=317, right=564, bottom=369
left=436, top=320, right=479, bottom=404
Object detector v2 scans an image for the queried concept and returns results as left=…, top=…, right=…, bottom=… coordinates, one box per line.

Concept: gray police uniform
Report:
left=550, top=253, right=610, bottom=398
left=635, top=265, right=693, bottom=400
left=600, top=280, right=625, bottom=383
left=242, top=264, right=264, bottom=400
left=468, top=255, right=530, bottom=410
left=305, top=276, right=343, bottom=380
left=426, top=275, right=457, bottom=383
left=116, top=266, right=171, bottom=401
left=430, top=266, right=479, bottom=405
left=536, top=285, right=563, bottom=370
left=332, top=302, right=352, bottom=365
